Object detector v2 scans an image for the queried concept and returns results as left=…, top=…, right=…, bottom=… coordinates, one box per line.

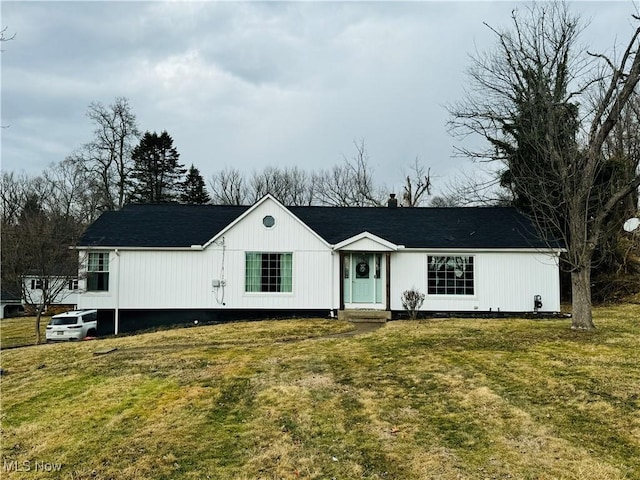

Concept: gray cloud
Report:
left=2, top=1, right=636, bottom=195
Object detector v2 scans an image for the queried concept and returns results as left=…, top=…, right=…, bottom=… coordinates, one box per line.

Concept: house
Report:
left=75, top=194, right=563, bottom=334
left=1, top=287, right=23, bottom=319
left=21, top=275, right=79, bottom=314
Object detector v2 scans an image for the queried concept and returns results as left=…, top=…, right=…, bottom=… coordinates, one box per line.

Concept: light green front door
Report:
left=343, top=253, right=383, bottom=305
left=352, top=253, right=374, bottom=303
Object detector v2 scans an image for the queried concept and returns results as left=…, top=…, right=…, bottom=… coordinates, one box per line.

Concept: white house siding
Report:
left=475, top=252, right=560, bottom=312
left=78, top=251, right=117, bottom=310
left=218, top=199, right=334, bottom=310
left=23, top=276, right=79, bottom=307
left=389, top=250, right=560, bottom=313
left=78, top=199, right=336, bottom=312
left=117, top=250, right=220, bottom=309
left=78, top=248, right=226, bottom=310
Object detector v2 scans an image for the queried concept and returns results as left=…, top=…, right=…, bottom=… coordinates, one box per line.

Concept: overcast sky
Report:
left=1, top=1, right=638, bottom=196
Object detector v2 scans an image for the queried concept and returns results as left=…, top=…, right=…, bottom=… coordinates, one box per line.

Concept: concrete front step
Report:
left=338, top=309, right=390, bottom=323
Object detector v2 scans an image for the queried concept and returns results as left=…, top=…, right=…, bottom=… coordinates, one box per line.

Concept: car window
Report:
left=51, top=317, right=79, bottom=326
left=82, top=312, right=97, bottom=322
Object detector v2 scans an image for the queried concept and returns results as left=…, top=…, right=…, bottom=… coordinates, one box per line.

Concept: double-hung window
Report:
left=87, top=252, right=109, bottom=292
left=245, top=252, right=292, bottom=293
left=427, top=255, right=474, bottom=295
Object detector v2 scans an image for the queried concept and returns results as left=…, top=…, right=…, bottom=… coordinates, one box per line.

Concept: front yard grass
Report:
left=0, top=316, right=49, bottom=350
left=1, top=306, right=638, bottom=479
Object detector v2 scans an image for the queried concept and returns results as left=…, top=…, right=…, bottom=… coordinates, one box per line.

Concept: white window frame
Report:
left=87, top=252, right=110, bottom=292
left=245, top=252, right=293, bottom=293
left=427, top=255, right=475, bottom=296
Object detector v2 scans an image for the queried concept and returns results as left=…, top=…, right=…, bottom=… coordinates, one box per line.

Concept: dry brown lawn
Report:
left=1, top=306, right=639, bottom=479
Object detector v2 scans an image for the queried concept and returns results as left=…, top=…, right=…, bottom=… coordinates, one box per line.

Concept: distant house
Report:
left=1, top=287, right=23, bottom=319
left=21, top=275, right=79, bottom=314
left=75, top=194, right=563, bottom=334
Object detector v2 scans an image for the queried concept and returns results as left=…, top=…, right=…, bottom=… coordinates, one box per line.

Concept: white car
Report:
left=45, top=310, right=98, bottom=341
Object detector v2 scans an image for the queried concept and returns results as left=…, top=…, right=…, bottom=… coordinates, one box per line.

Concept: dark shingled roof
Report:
left=290, top=206, right=553, bottom=249
left=1, top=287, right=22, bottom=302
left=79, top=204, right=249, bottom=248
left=78, top=203, right=557, bottom=250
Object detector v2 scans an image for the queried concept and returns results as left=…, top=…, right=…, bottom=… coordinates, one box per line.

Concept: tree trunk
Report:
left=571, top=268, right=595, bottom=330
left=35, top=307, right=43, bottom=345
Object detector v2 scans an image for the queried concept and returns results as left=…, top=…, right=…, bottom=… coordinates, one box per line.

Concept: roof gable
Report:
left=204, top=194, right=330, bottom=249
left=333, top=232, right=399, bottom=252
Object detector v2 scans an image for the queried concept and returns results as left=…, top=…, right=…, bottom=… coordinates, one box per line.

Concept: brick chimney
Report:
left=387, top=193, right=398, bottom=208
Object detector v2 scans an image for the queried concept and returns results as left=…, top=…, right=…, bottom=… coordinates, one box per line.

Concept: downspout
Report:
left=385, top=252, right=391, bottom=311
left=339, top=251, right=345, bottom=311
left=330, top=249, right=335, bottom=316
left=114, top=249, right=120, bottom=335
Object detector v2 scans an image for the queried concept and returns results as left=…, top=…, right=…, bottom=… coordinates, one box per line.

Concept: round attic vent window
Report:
left=263, top=215, right=275, bottom=228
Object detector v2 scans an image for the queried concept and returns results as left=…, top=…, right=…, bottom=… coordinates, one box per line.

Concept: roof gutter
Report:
left=74, top=245, right=207, bottom=251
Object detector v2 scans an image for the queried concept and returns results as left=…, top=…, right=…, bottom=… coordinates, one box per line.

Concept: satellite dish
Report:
left=623, top=217, right=640, bottom=232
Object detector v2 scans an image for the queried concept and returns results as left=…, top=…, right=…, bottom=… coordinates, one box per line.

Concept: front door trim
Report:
left=342, top=251, right=386, bottom=308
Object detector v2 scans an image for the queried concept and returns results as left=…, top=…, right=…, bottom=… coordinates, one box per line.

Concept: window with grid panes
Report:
left=427, top=255, right=474, bottom=295
left=245, top=252, right=292, bottom=293
left=87, top=252, right=109, bottom=291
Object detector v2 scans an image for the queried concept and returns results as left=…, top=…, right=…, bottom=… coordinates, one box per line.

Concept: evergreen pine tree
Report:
left=131, top=131, right=186, bottom=203
left=180, top=164, right=211, bottom=204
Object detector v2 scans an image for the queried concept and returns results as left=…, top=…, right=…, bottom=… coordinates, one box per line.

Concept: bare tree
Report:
left=401, top=158, right=432, bottom=207
left=208, top=142, right=429, bottom=207
left=41, top=157, right=101, bottom=224
left=433, top=168, right=512, bottom=207
left=209, top=167, right=249, bottom=205
left=315, top=139, right=385, bottom=206
left=448, top=3, right=640, bottom=330
left=1, top=171, right=30, bottom=225
left=0, top=26, right=15, bottom=46
left=1, top=178, right=83, bottom=343
left=249, top=166, right=315, bottom=206
left=589, top=94, right=640, bottom=300
left=429, top=195, right=459, bottom=208
left=285, top=166, right=317, bottom=206
left=599, top=94, right=640, bottom=214
left=80, top=97, right=139, bottom=210
left=249, top=166, right=286, bottom=204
